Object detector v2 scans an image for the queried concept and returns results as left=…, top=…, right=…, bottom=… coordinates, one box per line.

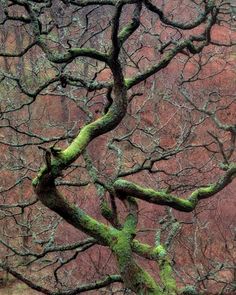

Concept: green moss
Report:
left=198, top=185, right=215, bottom=195
left=189, top=185, right=215, bottom=205
left=125, top=78, right=136, bottom=89
left=32, top=177, right=39, bottom=187
left=113, top=245, right=162, bottom=293
left=131, top=240, right=158, bottom=260
left=111, top=232, right=163, bottom=294
left=133, top=270, right=163, bottom=295
left=32, top=165, right=48, bottom=187
left=118, top=18, right=139, bottom=45
left=112, top=234, right=131, bottom=269
left=69, top=206, right=116, bottom=245
left=154, top=246, right=177, bottom=294
left=62, top=125, right=93, bottom=163
left=180, top=285, right=198, bottom=295
left=155, top=245, right=166, bottom=258
left=159, top=259, right=177, bottom=294
left=62, top=109, right=123, bottom=165
left=114, top=179, right=195, bottom=212
left=100, top=200, right=113, bottom=219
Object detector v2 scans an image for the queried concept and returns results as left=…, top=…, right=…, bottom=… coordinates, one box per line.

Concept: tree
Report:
left=0, top=0, right=235, bottom=294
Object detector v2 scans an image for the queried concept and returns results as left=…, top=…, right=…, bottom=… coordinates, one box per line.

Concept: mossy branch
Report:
left=34, top=178, right=115, bottom=245
left=131, top=240, right=177, bottom=294
left=114, top=164, right=236, bottom=212
left=118, top=2, right=142, bottom=46
left=112, top=232, right=163, bottom=294
left=38, top=40, right=109, bottom=64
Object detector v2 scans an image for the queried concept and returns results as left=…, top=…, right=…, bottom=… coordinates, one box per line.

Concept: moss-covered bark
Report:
left=26, top=0, right=234, bottom=293
left=114, top=166, right=236, bottom=212
left=111, top=225, right=164, bottom=294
